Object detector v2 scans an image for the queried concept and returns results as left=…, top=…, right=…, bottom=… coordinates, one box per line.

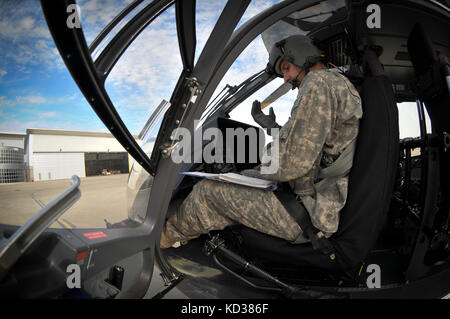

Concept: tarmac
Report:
left=0, top=174, right=129, bottom=229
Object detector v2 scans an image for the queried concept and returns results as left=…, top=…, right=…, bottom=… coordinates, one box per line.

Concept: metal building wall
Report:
left=0, top=132, right=25, bottom=149
left=32, top=152, right=85, bottom=181
left=26, top=129, right=139, bottom=181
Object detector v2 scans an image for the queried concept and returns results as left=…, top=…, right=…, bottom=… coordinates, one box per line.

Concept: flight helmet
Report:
left=268, top=34, right=323, bottom=77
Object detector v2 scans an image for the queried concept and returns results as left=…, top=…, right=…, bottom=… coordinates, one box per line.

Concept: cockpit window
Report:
left=194, top=0, right=288, bottom=66
left=202, top=0, right=349, bottom=128
left=104, top=4, right=182, bottom=137
left=398, top=102, right=432, bottom=139
left=77, top=0, right=139, bottom=49
left=261, top=0, right=348, bottom=53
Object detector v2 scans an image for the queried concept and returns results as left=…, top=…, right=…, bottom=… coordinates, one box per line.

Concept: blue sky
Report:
left=0, top=0, right=428, bottom=137
left=0, top=0, right=106, bottom=132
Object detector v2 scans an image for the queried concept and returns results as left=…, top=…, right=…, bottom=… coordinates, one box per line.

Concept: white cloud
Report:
left=77, top=0, right=135, bottom=44
left=19, top=17, right=35, bottom=31
left=0, top=120, right=26, bottom=132
left=0, top=94, right=83, bottom=113
left=0, top=12, right=51, bottom=41
left=2, top=39, right=63, bottom=72
left=0, top=70, right=7, bottom=78
left=0, top=111, right=104, bottom=133
left=240, top=0, right=283, bottom=26
left=38, top=112, right=58, bottom=119
left=0, top=1, right=63, bottom=76
left=0, top=119, right=56, bottom=133
left=0, top=96, right=13, bottom=107
left=15, top=95, right=46, bottom=104
left=105, top=6, right=182, bottom=119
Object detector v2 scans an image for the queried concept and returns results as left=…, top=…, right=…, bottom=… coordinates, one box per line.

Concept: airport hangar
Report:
left=0, top=129, right=141, bottom=183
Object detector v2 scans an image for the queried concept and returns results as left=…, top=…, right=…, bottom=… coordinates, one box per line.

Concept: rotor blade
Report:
left=260, top=82, right=291, bottom=109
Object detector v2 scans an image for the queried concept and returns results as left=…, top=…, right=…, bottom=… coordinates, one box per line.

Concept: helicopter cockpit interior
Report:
left=0, top=0, right=449, bottom=299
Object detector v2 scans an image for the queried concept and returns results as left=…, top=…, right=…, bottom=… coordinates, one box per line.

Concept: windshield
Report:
left=261, top=0, right=348, bottom=52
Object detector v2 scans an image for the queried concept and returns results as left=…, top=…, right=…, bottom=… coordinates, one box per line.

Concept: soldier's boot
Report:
left=160, top=225, right=177, bottom=249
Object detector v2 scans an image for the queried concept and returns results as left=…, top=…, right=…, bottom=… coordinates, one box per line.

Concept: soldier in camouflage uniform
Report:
left=161, top=35, right=362, bottom=248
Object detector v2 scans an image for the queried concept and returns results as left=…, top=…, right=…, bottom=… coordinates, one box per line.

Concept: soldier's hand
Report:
left=251, top=100, right=281, bottom=135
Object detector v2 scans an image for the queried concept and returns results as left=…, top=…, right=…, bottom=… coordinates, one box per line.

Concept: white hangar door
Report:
left=33, top=153, right=85, bottom=181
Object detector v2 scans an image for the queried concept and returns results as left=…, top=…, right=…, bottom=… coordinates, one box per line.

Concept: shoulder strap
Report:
left=318, top=139, right=357, bottom=179
left=315, top=139, right=357, bottom=192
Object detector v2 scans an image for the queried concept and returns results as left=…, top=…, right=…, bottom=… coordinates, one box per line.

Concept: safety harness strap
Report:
left=274, top=187, right=336, bottom=258
left=315, top=139, right=357, bottom=192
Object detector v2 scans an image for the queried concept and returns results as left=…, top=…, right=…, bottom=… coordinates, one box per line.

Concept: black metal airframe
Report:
left=0, top=0, right=449, bottom=299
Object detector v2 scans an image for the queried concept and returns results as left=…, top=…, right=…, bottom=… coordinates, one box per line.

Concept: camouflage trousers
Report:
left=164, top=179, right=307, bottom=243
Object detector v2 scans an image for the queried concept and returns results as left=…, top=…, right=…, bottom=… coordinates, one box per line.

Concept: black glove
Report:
left=251, top=100, right=281, bottom=135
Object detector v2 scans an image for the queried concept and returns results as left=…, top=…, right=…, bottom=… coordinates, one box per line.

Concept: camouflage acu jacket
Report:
left=256, top=68, right=363, bottom=238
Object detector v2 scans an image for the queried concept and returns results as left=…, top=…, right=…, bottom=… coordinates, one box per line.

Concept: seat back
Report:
left=331, top=56, right=399, bottom=269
